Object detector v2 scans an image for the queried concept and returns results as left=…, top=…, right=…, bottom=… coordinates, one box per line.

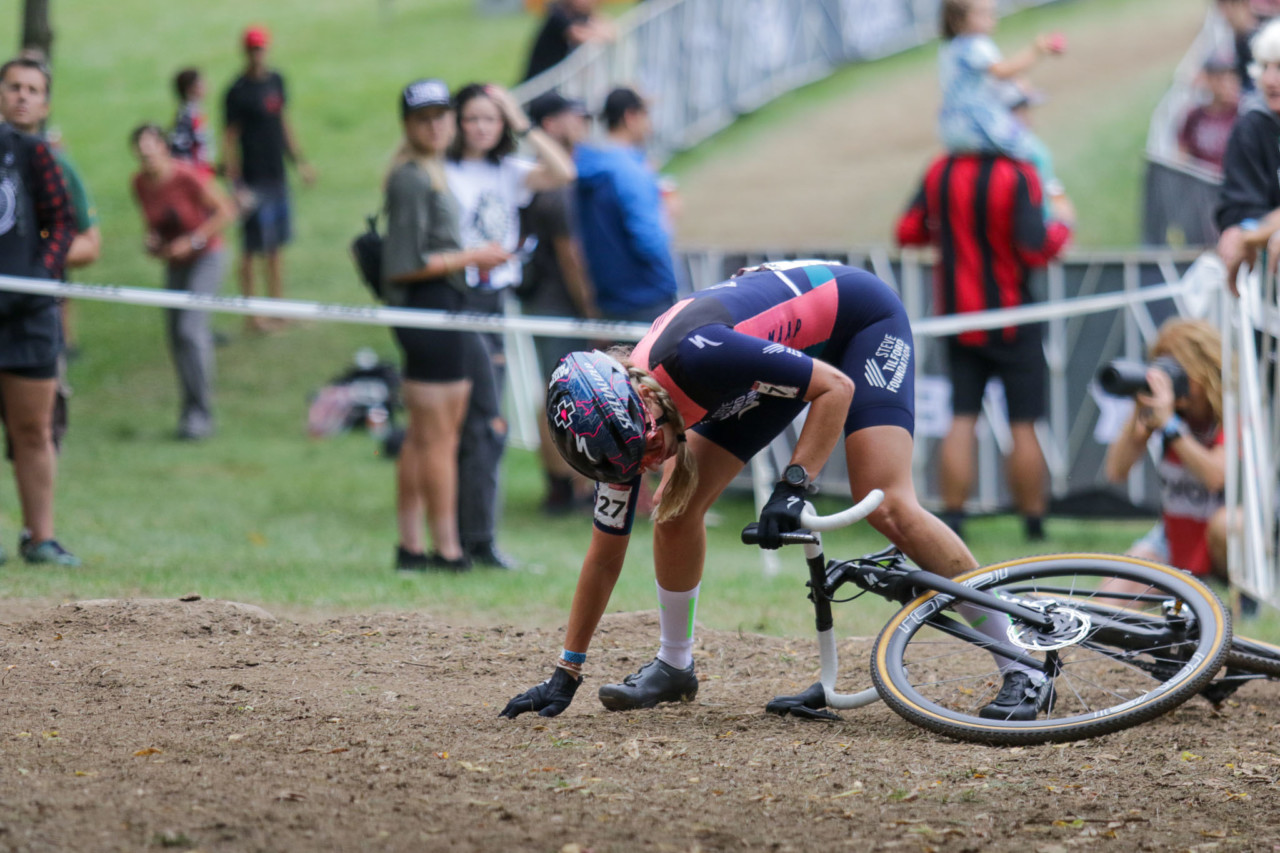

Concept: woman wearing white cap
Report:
left=381, top=79, right=510, bottom=572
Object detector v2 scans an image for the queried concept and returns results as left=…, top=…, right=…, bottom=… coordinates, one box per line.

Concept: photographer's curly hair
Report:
left=1149, top=319, right=1223, bottom=423
left=608, top=346, right=698, bottom=523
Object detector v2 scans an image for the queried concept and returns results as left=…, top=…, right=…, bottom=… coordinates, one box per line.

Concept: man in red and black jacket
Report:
left=896, top=153, right=1073, bottom=541
left=0, top=86, right=78, bottom=565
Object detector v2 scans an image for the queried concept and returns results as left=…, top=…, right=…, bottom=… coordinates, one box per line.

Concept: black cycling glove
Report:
left=498, top=666, right=582, bottom=719
left=756, top=480, right=808, bottom=549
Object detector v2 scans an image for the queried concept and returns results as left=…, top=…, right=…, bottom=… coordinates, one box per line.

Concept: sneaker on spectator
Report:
left=395, top=545, right=469, bottom=573
left=467, top=541, right=520, bottom=571
left=20, top=538, right=81, bottom=567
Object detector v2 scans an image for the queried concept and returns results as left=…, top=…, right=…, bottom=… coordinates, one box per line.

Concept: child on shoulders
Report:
left=938, top=0, right=1065, bottom=160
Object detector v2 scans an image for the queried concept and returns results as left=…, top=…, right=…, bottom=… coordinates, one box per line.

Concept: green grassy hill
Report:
left=0, top=0, right=1264, bottom=638
left=669, top=0, right=1207, bottom=249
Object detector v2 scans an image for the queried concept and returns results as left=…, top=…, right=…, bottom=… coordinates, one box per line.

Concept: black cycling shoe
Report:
left=598, top=657, right=698, bottom=711
left=978, top=671, right=1055, bottom=721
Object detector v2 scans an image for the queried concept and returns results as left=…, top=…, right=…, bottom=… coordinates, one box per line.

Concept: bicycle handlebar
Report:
left=740, top=489, right=885, bottom=546
left=800, top=489, right=884, bottom=531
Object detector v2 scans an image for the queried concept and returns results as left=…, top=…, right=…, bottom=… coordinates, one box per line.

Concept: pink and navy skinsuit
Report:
left=593, top=261, right=915, bottom=536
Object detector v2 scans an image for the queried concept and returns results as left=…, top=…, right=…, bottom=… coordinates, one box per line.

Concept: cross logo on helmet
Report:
left=553, top=398, right=575, bottom=429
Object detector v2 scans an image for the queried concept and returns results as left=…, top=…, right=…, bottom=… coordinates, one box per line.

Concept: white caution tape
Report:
left=0, top=272, right=1202, bottom=341
left=913, top=280, right=1199, bottom=337
left=0, top=274, right=653, bottom=342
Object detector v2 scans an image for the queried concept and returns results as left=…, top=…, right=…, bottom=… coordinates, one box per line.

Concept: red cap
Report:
left=243, top=26, right=270, bottom=49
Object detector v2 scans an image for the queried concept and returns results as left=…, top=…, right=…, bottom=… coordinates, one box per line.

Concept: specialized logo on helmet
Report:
left=580, top=358, right=636, bottom=432
left=573, top=432, right=599, bottom=462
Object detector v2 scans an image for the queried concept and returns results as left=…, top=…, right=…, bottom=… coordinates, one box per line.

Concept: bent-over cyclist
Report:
left=499, top=261, right=1051, bottom=721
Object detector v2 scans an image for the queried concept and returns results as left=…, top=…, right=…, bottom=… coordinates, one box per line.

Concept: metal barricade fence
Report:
left=512, top=0, right=1063, bottom=164
left=3, top=245, right=1269, bottom=597
left=505, top=246, right=1214, bottom=511
left=1224, top=255, right=1280, bottom=606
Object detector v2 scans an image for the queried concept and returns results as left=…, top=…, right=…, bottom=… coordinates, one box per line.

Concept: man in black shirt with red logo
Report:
left=896, top=153, right=1073, bottom=541
left=222, top=26, right=314, bottom=332
left=0, top=56, right=78, bottom=565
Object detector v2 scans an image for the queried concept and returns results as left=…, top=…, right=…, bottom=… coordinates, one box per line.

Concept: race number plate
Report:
left=594, top=483, right=633, bottom=531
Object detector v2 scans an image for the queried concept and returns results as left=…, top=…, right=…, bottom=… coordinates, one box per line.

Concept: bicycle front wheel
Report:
left=871, top=554, right=1231, bottom=745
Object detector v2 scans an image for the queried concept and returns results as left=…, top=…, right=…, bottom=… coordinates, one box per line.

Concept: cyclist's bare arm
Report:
left=789, top=359, right=854, bottom=476
left=563, top=527, right=631, bottom=654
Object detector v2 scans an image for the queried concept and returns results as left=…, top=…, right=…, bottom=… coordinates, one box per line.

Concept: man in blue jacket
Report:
left=573, top=87, right=678, bottom=323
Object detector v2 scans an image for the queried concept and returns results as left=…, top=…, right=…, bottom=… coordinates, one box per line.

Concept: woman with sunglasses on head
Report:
left=501, top=261, right=1054, bottom=723
left=443, top=82, right=576, bottom=568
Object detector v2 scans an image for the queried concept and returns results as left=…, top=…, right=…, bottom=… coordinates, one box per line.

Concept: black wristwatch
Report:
left=782, top=463, right=812, bottom=490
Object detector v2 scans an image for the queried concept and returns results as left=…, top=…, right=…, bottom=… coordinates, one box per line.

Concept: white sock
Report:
left=656, top=582, right=700, bottom=670
left=953, top=601, right=1045, bottom=684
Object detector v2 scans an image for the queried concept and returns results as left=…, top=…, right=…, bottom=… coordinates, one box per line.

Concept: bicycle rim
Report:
left=1226, top=635, right=1280, bottom=678
left=871, top=554, right=1230, bottom=745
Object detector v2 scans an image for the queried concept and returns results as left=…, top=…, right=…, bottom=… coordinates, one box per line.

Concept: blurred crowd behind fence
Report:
left=1144, top=3, right=1229, bottom=246
left=2, top=243, right=1271, bottom=598
left=500, top=247, right=1219, bottom=516
left=513, top=0, right=1063, bottom=163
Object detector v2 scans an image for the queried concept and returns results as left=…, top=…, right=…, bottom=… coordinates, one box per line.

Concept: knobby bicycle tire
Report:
left=1225, top=635, right=1280, bottom=678
left=870, top=554, right=1230, bottom=745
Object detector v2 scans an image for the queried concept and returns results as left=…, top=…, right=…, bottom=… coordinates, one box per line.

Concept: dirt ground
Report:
left=3, top=598, right=1279, bottom=852
left=674, top=0, right=1206, bottom=248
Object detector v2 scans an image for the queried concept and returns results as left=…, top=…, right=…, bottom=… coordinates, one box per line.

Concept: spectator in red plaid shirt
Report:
left=0, top=56, right=79, bottom=566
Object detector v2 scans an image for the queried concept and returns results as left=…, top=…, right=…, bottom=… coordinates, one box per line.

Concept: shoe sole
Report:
left=598, top=684, right=698, bottom=712
left=977, top=684, right=1056, bottom=721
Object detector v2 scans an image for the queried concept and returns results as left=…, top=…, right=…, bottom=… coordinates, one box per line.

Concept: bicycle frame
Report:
left=750, top=492, right=1058, bottom=709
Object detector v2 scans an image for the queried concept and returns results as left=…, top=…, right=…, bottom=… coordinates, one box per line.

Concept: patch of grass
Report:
left=0, top=0, right=1273, bottom=650
left=666, top=0, right=1194, bottom=248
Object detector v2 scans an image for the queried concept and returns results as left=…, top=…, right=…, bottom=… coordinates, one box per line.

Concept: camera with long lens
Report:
left=1097, top=355, right=1189, bottom=398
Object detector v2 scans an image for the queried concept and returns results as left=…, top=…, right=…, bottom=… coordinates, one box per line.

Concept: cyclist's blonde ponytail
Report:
left=610, top=347, right=699, bottom=523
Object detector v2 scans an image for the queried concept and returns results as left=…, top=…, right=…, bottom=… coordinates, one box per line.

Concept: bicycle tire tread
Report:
left=870, top=553, right=1231, bottom=745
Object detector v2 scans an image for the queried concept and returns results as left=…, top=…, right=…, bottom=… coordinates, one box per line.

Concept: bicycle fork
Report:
left=802, top=535, right=883, bottom=710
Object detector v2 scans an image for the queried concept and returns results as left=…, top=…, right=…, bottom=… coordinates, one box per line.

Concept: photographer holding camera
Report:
left=1102, top=319, right=1228, bottom=580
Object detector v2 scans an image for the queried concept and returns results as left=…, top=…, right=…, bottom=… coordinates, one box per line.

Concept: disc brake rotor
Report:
left=1006, top=606, right=1092, bottom=651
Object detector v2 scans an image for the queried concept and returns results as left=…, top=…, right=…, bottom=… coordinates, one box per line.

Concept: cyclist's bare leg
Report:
left=850, top=425, right=1047, bottom=683
left=846, top=424, right=977, bottom=578
left=399, top=378, right=471, bottom=559
left=651, top=432, right=744, bottom=593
